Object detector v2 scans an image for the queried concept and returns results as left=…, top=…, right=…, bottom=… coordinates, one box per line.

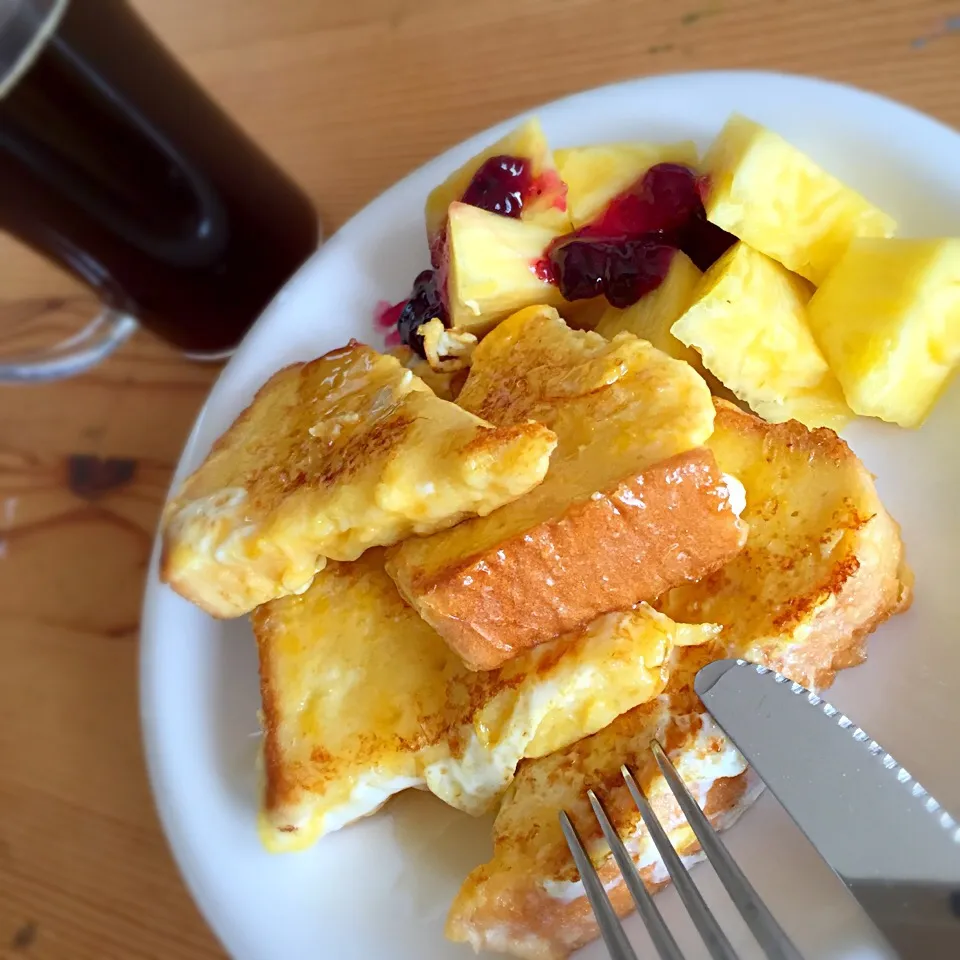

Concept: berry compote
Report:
left=388, top=153, right=562, bottom=357
left=544, top=163, right=735, bottom=308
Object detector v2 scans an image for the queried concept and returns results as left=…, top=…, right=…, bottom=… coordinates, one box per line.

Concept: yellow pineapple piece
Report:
left=703, top=114, right=895, bottom=285
left=671, top=242, right=850, bottom=429
left=808, top=238, right=960, bottom=427
left=595, top=251, right=702, bottom=367
left=425, top=117, right=569, bottom=246
left=446, top=201, right=565, bottom=334
left=555, top=141, right=699, bottom=228
left=560, top=295, right=608, bottom=330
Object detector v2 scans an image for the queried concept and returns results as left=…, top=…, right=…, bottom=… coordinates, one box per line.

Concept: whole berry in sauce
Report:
left=396, top=269, right=447, bottom=358
left=460, top=155, right=532, bottom=219
left=543, top=163, right=736, bottom=308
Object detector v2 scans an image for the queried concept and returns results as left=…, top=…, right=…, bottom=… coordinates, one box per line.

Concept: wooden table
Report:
left=0, top=0, right=956, bottom=956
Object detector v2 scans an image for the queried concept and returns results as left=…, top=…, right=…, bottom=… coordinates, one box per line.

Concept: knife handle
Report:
left=852, top=881, right=960, bottom=959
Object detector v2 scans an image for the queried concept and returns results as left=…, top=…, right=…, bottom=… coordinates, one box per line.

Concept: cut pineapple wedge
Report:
left=808, top=238, right=960, bottom=427
left=671, top=242, right=851, bottom=429
left=703, top=114, right=895, bottom=285
left=446, top=201, right=566, bottom=334
left=555, top=141, right=699, bottom=228
left=425, top=117, right=569, bottom=245
left=560, top=295, right=608, bottom=330
left=595, top=250, right=702, bottom=367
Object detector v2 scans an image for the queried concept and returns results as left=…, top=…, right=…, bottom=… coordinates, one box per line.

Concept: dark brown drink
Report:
left=0, top=0, right=319, bottom=354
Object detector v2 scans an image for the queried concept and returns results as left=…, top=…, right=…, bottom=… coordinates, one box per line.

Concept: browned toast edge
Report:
left=387, top=447, right=748, bottom=670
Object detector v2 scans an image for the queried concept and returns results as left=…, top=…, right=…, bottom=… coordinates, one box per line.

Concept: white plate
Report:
left=140, top=70, right=960, bottom=960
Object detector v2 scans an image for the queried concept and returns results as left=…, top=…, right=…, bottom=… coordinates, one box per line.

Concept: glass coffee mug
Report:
left=0, top=0, right=320, bottom=381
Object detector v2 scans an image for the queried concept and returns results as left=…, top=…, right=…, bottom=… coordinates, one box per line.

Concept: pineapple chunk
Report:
left=560, top=296, right=608, bottom=330
left=555, top=141, right=699, bottom=228
left=595, top=251, right=702, bottom=367
left=446, top=202, right=565, bottom=334
left=425, top=117, right=569, bottom=245
left=808, top=238, right=960, bottom=427
left=703, top=114, right=895, bottom=285
left=671, top=242, right=850, bottom=429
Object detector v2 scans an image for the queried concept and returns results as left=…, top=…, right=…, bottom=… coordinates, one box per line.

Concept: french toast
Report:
left=659, top=399, right=912, bottom=689
left=252, top=548, right=718, bottom=852
left=447, top=402, right=911, bottom=959
left=161, top=342, right=556, bottom=618
left=386, top=306, right=747, bottom=669
left=447, top=643, right=760, bottom=960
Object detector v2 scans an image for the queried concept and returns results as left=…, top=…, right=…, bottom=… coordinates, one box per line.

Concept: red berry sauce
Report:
left=460, top=155, right=532, bottom=219
left=678, top=173, right=737, bottom=270
left=374, top=299, right=407, bottom=330
left=582, top=163, right=702, bottom=239
left=545, top=163, right=735, bottom=308
left=390, top=153, right=560, bottom=356
left=395, top=269, right=445, bottom=357
left=548, top=238, right=676, bottom=309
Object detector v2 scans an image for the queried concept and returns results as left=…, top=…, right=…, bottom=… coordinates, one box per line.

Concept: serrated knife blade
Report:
left=695, top=658, right=960, bottom=959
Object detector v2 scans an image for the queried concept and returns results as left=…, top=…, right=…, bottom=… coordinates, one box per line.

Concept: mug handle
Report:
left=0, top=306, right=137, bottom=383
left=0, top=0, right=229, bottom=384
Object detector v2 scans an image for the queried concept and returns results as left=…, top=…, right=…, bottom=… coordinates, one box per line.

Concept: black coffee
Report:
left=0, top=0, right=319, bottom=353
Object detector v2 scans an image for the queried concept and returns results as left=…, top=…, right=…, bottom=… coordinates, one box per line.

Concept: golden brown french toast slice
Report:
left=161, top=342, right=556, bottom=618
left=253, top=549, right=717, bottom=852
left=386, top=306, right=747, bottom=669
left=447, top=644, right=758, bottom=960
left=447, top=403, right=911, bottom=960
left=659, top=399, right=913, bottom=689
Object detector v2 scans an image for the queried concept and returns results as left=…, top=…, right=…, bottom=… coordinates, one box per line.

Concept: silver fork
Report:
left=559, top=740, right=803, bottom=960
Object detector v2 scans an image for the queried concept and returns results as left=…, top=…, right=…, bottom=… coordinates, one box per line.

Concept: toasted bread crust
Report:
left=160, top=342, right=557, bottom=618
left=447, top=772, right=751, bottom=960
left=446, top=404, right=913, bottom=959
left=251, top=598, right=303, bottom=824
left=659, top=400, right=913, bottom=689
left=253, top=550, right=719, bottom=849
left=446, top=643, right=759, bottom=959
left=387, top=447, right=747, bottom=670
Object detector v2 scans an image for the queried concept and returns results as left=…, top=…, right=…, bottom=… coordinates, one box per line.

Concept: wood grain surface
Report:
left=0, top=0, right=957, bottom=957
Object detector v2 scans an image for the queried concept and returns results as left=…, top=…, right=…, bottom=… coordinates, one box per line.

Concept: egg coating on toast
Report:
left=252, top=549, right=718, bottom=853
left=161, top=342, right=556, bottom=618
left=447, top=644, right=757, bottom=960
left=388, top=306, right=746, bottom=669
left=448, top=402, right=911, bottom=960
left=659, top=400, right=912, bottom=689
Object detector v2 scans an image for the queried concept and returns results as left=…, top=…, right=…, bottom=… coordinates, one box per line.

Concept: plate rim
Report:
left=138, top=68, right=960, bottom=960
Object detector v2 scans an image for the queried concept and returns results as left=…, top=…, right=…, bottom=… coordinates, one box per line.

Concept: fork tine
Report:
left=587, top=790, right=687, bottom=960
left=559, top=811, right=640, bottom=960
left=650, top=740, right=803, bottom=960
left=622, top=764, right=741, bottom=960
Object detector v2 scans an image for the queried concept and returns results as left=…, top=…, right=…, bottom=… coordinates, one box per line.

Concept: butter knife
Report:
left=695, top=658, right=960, bottom=959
